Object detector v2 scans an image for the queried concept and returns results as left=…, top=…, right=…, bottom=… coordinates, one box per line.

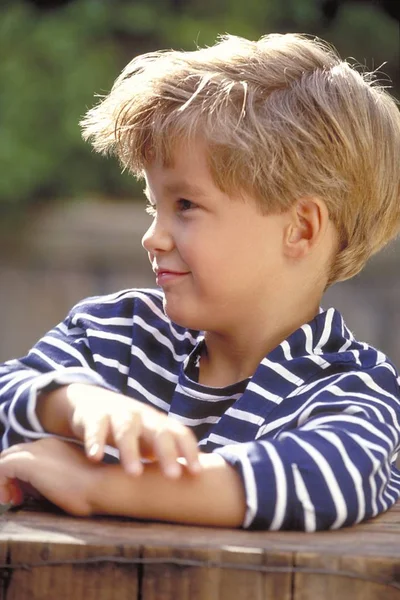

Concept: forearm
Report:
left=90, top=452, right=246, bottom=528
left=36, top=386, right=75, bottom=437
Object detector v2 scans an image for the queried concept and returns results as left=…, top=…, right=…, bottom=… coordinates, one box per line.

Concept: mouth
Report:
left=154, top=269, right=190, bottom=286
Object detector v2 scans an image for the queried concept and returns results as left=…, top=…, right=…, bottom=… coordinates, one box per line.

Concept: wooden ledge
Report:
left=1, top=502, right=400, bottom=599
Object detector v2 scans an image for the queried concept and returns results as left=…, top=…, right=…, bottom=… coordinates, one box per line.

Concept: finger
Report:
left=0, top=467, right=24, bottom=505
left=174, top=427, right=202, bottom=475
left=111, top=411, right=143, bottom=476
left=0, top=443, right=26, bottom=458
left=7, top=479, right=24, bottom=505
left=84, top=415, right=109, bottom=462
left=153, top=429, right=182, bottom=479
left=0, top=477, right=14, bottom=504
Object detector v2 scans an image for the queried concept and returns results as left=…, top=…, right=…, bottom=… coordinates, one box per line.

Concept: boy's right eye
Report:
left=145, top=202, right=157, bottom=217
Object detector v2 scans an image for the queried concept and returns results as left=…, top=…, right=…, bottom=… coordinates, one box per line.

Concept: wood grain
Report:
left=1, top=502, right=400, bottom=599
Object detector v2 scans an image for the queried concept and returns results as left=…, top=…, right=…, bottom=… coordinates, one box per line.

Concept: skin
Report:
left=0, top=140, right=338, bottom=526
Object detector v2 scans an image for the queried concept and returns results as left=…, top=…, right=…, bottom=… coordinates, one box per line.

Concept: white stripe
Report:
left=279, top=432, right=347, bottom=528
left=297, top=394, right=384, bottom=427
left=0, top=359, right=24, bottom=369
left=87, top=328, right=132, bottom=346
left=57, top=322, right=83, bottom=336
left=247, top=381, right=282, bottom=404
left=30, top=348, right=64, bottom=370
left=328, top=385, right=400, bottom=430
left=302, top=324, right=314, bottom=355
left=375, top=351, right=387, bottom=366
left=280, top=340, right=292, bottom=361
left=134, top=316, right=189, bottom=361
left=306, top=355, right=330, bottom=369
left=384, top=485, right=397, bottom=504
left=27, top=383, right=46, bottom=433
left=131, top=346, right=178, bottom=383
left=349, top=437, right=388, bottom=514
left=126, top=378, right=170, bottom=412
left=42, top=336, right=91, bottom=368
left=286, top=375, right=332, bottom=399
left=342, top=432, right=391, bottom=515
left=258, top=367, right=400, bottom=438
left=316, top=429, right=365, bottom=523
left=0, top=404, right=8, bottom=428
left=93, top=354, right=129, bottom=375
left=257, top=375, right=346, bottom=437
left=300, top=414, right=395, bottom=450
left=314, top=308, right=334, bottom=354
left=292, top=463, right=316, bottom=531
left=343, top=323, right=355, bottom=341
left=355, top=370, right=400, bottom=403
left=76, top=288, right=152, bottom=308
left=168, top=413, right=220, bottom=427
left=203, top=432, right=238, bottom=446
left=134, top=291, right=167, bottom=321
left=225, top=407, right=264, bottom=426
left=73, top=312, right=134, bottom=326
left=177, top=383, right=242, bottom=402
left=216, top=445, right=258, bottom=529
left=380, top=362, right=398, bottom=379
left=7, top=380, right=47, bottom=438
left=0, top=371, right=35, bottom=396
left=134, top=291, right=200, bottom=345
left=260, top=442, right=287, bottom=530
left=349, top=350, right=361, bottom=366
left=338, top=338, right=352, bottom=353
left=260, top=358, right=304, bottom=386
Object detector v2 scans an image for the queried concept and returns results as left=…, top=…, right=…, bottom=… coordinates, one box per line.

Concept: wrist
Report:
left=36, top=385, right=75, bottom=437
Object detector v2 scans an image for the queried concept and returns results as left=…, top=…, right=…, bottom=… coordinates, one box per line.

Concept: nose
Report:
left=141, top=216, right=174, bottom=254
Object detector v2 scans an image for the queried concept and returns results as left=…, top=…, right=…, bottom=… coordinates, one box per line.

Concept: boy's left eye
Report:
left=177, top=198, right=196, bottom=212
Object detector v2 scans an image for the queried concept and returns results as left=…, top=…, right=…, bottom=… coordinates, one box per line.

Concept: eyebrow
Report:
left=144, top=181, right=208, bottom=201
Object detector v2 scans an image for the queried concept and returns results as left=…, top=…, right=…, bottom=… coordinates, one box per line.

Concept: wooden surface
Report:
left=1, top=501, right=400, bottom=599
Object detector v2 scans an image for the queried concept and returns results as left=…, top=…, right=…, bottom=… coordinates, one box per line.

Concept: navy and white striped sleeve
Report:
left=0, top=298, right=117, bottom=450
left=215, top=364, right=400, bottom=531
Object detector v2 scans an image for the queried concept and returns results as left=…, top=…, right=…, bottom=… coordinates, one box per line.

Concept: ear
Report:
left=284, top=197, right=329, bottom=259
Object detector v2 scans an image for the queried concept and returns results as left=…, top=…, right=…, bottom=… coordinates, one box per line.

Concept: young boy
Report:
left=0, top=33, right=400, bottom=532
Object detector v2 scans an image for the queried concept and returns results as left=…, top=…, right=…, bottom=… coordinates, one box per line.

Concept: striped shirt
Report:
left=1, top=288, right=400, bottom=531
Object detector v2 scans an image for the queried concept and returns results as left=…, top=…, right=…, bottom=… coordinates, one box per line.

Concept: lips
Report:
left=154, top=267, right=190, bottom=286
left=154, top=268, right=188, bottom=276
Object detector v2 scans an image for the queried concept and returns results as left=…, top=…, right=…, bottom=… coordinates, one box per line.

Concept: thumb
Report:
left=0, top=475, right=24, bottom=506
left=0, top=446, right=29, bottom=505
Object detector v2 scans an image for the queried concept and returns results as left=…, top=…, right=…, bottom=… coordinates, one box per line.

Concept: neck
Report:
left=199, top=292, right=321, bottom=388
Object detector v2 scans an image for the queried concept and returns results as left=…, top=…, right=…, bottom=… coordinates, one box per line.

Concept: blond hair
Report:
left=81, top=33, right=400, bottom=286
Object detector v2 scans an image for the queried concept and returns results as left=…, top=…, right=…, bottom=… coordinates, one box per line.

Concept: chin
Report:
left=162, top=299, right=205, bottom=332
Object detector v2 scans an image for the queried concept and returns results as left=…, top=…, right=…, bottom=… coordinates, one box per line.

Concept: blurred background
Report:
left=0, top=0, right=399, bottom=362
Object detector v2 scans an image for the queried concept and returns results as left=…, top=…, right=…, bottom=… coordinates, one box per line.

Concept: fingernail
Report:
left=88, top=443, right=100, bottom=457
left=0, top=502, right=14, bottom=516
left=165, top=463, right=181, bottom=479
left=127, top=461, right=142, bottom=476
left=191, top=461, right=202, bottom=474
left=0, top=489, right=10, bottom=504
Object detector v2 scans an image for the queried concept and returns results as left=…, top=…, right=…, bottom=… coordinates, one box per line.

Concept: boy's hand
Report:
left=0, top=438, right=102, bottom=516
left=48, top=383, right=201, bottom=479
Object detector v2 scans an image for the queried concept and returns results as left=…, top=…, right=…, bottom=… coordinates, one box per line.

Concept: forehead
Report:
left=144, top=179, right=210, bottom=200
left=143, top=139, right=215, bottom=196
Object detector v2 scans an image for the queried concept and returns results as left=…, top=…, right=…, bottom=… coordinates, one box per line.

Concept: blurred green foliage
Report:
left=0, top=0, right=398, bottom=215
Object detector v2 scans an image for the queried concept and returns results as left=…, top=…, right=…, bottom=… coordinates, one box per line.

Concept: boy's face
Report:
left=142, top=141, right=290, bottom=334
